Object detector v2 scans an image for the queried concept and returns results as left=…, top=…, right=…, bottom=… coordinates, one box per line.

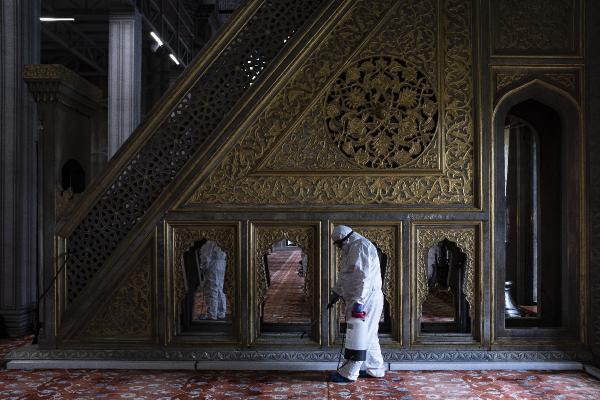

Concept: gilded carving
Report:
left=496, top=72, right=529, bottom=93
left=6, top=346, right=594, bottom=363
left=334, top=226, right=397, bottom=315
left=495, top=70, right=579, bottom=101
left=55, top=185, right=80, bottom=219
left=415, top=226, right=476, bottom=320
left=82, top=249, right=152, bottom=338
left=254, top=226, right=314, bottom=307
left=492, top=0, right=575, bottom=53
left=259, top=107, right=364, bottom=172
left=189, top=0, right=473, bottom=206
left=543, top=73, right=577, bottom=95
left=173, top=226, right=236, bottom=312
left=325, top=56, right=438, bottom=168
left=23, top=64, right=102, bottom=103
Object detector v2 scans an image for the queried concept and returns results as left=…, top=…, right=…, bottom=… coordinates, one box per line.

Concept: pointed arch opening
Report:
left=251, top=223, right=321, bottom=345
left=261, top=239, right=311, bottom=332
left=493, top=81, right=582, bottom=338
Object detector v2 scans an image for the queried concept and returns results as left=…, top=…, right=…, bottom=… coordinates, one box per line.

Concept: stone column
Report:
left=108, top=9, right=142, bottom=158
left=23, top=65, right=104, bottom=346
left=0, top=0, right=40, bottom=337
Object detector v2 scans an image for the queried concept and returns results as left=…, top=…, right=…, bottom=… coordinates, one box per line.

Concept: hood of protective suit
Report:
left=333, top=225, right=353, bottom=243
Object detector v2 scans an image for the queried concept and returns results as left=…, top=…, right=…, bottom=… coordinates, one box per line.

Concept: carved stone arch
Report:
left=173, top=225, right=237, bottom=313
left=254, top=226, right=314, bottom=307
left=494, top=79, right=580, bottom=117
left=416, top=227, right=476, bottom=320
left=492, top=78, right=583, bottom=338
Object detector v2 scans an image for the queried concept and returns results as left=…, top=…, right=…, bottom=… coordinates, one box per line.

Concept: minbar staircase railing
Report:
left=56, top=0, right=325, bottom=306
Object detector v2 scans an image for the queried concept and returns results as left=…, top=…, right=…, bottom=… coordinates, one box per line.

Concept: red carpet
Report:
left=263, top=249, right=310, bottom=324
left=2, top=337, right=600, bottom=398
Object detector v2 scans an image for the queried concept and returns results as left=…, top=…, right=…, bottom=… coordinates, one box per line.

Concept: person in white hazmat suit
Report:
left=328, top=225, right=386, bottom=382
left=196, top=240, right=227, bottom=320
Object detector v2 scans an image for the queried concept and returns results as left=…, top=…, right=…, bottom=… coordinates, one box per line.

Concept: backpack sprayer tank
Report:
left=344, top=316, right=369, bottom=361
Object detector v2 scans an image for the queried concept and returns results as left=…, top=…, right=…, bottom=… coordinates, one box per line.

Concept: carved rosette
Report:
left=325, top=56, right=438, bottom=168
left=189, top=0, right=474, bottom=207
left=173, top=226, right=236, bottom=311
left=254, top=226, right=314, bottom=307
left=334, top=226, right=397, bottom=315
left=415, top=226, right=476, bottom=320
left=82, top=249, right=152, bottom=338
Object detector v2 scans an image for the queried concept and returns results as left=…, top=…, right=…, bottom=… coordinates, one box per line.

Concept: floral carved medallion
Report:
left=325, top=56, right=439, bottom=169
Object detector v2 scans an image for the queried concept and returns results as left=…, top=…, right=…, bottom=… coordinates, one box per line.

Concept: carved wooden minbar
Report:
left=9, top=0, right=596, bottom=365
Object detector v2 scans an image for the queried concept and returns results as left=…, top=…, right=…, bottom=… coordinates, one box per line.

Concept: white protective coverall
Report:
left=197, top=240, right=227, bottom=319
left=333, top=225, right=386, bottom=381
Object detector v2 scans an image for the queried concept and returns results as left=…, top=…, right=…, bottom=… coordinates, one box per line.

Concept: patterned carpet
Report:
left=263, top=249, right=310, bottom=324
left=422, top=290, right=456, bottom=323
left=2, top=337, right=600, bottom=398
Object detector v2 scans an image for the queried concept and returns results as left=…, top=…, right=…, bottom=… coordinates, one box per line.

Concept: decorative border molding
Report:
left=6, top=347, right=592, bottom=363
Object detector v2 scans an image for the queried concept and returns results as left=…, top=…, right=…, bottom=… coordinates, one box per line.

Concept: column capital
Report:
left=23, top=64, right=103, bottom=116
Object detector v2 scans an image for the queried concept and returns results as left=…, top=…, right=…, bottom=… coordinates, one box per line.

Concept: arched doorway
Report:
left=492, top=81, right=583, bottom=340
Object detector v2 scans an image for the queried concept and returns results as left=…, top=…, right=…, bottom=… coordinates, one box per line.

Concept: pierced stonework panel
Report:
left=172, top=225, right=237, bottom=313
left=64, top=0, right=324, bottom=305
left=254, top=225, right=315, bottom=308
left=190, top=0, right=473, bottom=206
left=333, top=225, right=399, bottom=316
left=325, top=56, right=438, bottom=168
left=491, top=0, right=579, bottom=55
left=414, top=225, right=477, bottom=320
left=81, top=245, right=153, bottom=339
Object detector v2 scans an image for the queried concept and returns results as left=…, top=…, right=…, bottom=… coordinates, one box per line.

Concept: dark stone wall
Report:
left=587, top=0, right=600, bottom=365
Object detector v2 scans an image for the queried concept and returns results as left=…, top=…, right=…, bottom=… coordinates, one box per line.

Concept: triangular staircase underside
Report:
left=56, top=0, right=474, bottom=341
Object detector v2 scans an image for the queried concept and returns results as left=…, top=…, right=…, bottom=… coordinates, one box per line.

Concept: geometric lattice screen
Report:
left=66, top=0, right=324, bottom=304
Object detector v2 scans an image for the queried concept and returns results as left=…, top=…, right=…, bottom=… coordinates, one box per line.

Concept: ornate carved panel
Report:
left=189, top=0, right=474, bottom=207
left=172, top=224, right=237, bottom=313
left=493, top=68, right=581, bottom=104
left=491, top=0, right=580, bottom=56
left=253, top=225, right=316, bottom=307
left=413, top=224, right=478, bottom=321
left=6, top=346, right=593, bottom=363
left=80, top=245, right=153, bottom=339
left=324, top=57, right=438, bottom=169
